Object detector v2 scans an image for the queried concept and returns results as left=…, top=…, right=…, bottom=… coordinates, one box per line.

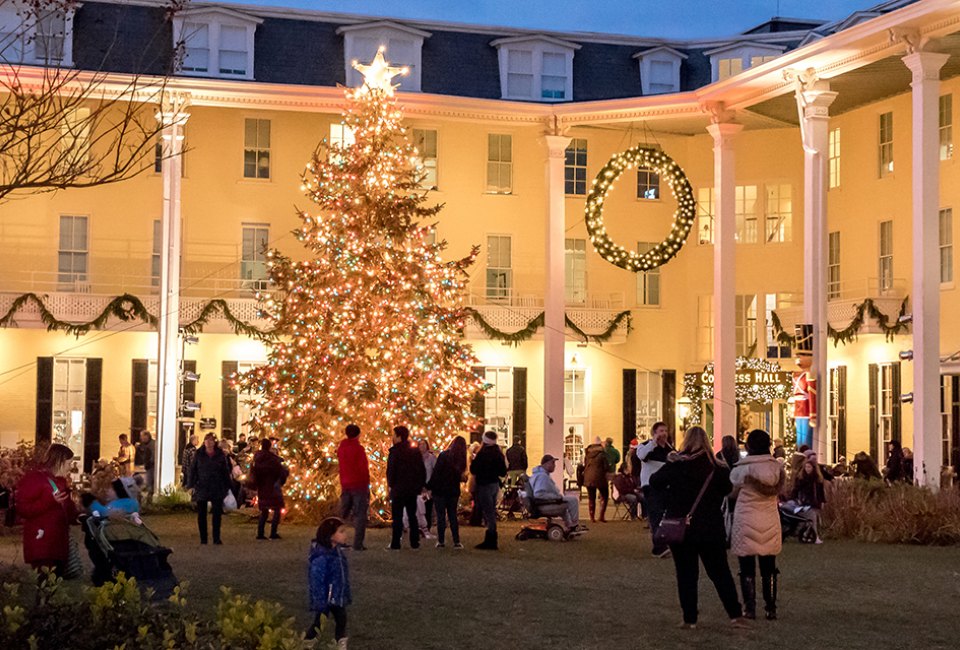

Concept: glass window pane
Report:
left=220, top=25, right=246, bottom=50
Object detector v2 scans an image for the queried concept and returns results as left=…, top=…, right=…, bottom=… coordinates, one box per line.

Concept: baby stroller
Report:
left=778, top=502, right=818, bottom=543
left=83, top=516, right=178, bottom=599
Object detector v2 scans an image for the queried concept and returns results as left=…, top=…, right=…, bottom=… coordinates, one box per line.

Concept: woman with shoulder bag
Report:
left=649, top=426, right=747, bottom=629
left=188, top=434, right=232, bottom=545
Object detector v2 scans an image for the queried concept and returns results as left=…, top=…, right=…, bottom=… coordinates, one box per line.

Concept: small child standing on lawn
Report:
left=307, top=516, right=352, bottom=648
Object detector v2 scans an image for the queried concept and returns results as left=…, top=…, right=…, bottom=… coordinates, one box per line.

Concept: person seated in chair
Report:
left=528, top=455, right=580, bottom=529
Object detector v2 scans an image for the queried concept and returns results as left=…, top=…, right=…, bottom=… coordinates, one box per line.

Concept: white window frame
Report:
left=940, top=207, right=953, bottom=286
left=564, top=138, right=587, bottom=196
left=828, top=231, right=841, bottom=299
left=637, top=242, right=660, bottom=307
left=879, top=364, right=895, bottom=454
left=483, top=367, right=514, bottom=447
left=735, top=184, right=758, bottom=244
left=828, top=127, right=841, bottom=189
left=633, top=46, right=686, bottom=95
left=172, top=8, right=262, bottom=81
left=58, top=214, right=88, bottom=291
left=636, top=167, right=661, bottom=201
left=940, top=94, right=953, bottom=161
left=151, top=219, right=161, bottom=288
left=338, top=21, right=431, bottom=93
left=486, top=133, right=513, bottom=194
left=764, top=183, right=792, bottom=243
left=52, top=357, right=85, bottom=471
left=765, top=293, right=794, bottom=359
left=61, top=107, right=91, bottom=169
left=0, top=4, right=76, bottom=66
left=241, top=223, right=270, bottom=291
left=697, top=187, right=715, bottom=245
left=412, top=128, right=438, bottom=190
left=486, top=234, right=512, bottom=303
left=636, top=370, right=662, bottom=436
left=879, top=111, right=894, bottom=177
left=828, top=366, right=842, bottom=464
left=237, top=360, right=266, bottom=438
left=706, top=42, right=784, bottom=82
left=243, top=118, right=271, bottom=180
left=565, top=238, right=587, bottom=305
left=563, top=368, right=589, bottom=419
left=736, top=294, right=758, bottom=357
left=879, top=220, right=894, bottom=292
left=492, top=36, right=579, bottom=102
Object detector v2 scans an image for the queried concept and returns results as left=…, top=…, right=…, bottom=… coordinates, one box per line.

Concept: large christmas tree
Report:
left=238, top=50, right=483, bottom=513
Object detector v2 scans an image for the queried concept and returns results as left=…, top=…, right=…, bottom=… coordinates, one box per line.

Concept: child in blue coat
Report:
left=307, top=516, right=352, bottom=647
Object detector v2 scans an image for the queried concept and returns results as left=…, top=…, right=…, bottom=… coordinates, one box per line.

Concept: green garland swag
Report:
left=0, top=292, right=276, bottom=340
left=464, top=307, right=632, bottom=346
left=770, top=297, right=910, bottom=347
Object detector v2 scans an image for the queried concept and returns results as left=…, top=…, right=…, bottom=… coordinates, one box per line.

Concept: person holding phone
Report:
left=15, top=444, right=77, bottom=575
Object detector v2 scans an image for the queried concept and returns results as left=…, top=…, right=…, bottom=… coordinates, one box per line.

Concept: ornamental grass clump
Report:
left=822, top=480, right=960, bottom=545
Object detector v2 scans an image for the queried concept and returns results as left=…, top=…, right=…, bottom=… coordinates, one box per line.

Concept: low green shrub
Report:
left=0, top=571, right=334, bottom=649
left=142, top=487, right=196, bottom=514
left=822, top=480, right=960, bottom=545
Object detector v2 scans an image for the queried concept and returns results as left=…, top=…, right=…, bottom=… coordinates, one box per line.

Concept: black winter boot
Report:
left=739, top=574, right=756, bottom=619
left=762, top=570, right=779, bottom=620
left=475, top=530, right=495, bottom=550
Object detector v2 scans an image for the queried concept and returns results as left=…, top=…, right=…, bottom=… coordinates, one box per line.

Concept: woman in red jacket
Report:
left=16, top=444, right=77, bottom=574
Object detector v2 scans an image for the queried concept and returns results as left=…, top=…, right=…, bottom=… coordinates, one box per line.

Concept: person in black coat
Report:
left=427, top=436, right=468, bottom=548
left=885, top=440, right=906, bottom=483
left=386, top=426, right=426, bottom=550
left=187, top=434, right=232, bottom=545
left=251, top=438, right=289, bottom=540
left=470, top=430, right=507, bottom=550
left=649, top=426, right=746, bottom=629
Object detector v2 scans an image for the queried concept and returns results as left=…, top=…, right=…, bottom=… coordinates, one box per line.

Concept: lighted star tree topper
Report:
left=237, top=47, right=485, bottom=514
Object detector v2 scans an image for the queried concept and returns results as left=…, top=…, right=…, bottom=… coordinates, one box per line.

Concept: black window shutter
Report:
left=35, top=357, right=54, bottom=445
left=84, top=358, right=103, bottom=474
left=868, top=363, right=878, bottom=461
left=661, top=370, right=676, bottom=445
left=512, top=367, right=527, bottom=448
left=622, top=369, right=637, bottom=450
left=837, top=366, right=847, bottom=459
left=471, top=365, right=486, bottom=420
left=131, top=359, right=149, bottom=436
left=891, top=362, right=902, bottom=443
left=180, top=359, right=197, bottom=417
left=221, top=361, right=238, bottom=439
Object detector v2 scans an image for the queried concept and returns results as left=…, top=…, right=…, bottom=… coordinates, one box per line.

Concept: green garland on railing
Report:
left=770, top=297, right=910, bottom=347
left=464, top=307, right=632, bottom=346
left=0, top=292, right=276, bottom=339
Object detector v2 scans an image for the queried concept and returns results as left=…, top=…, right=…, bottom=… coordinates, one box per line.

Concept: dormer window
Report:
left=633, top=46, right=687, bottom=95
left=337, top=21, right=431, bottom=93
left=705, top=42, right=785, bottom=82
left=491, top=35, right=580, bottom=102
left=172, top=7, right=262, bottom=80
left=0, top=3, right=76, bottom=66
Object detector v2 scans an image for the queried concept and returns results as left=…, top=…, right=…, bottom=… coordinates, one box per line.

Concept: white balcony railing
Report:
left=776, top=277, right=908, bottom=336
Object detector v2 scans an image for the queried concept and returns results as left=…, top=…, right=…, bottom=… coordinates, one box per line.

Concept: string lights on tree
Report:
left=584, top=146, right=696, bottom=272
left=236, top=47, right=485, bottom=514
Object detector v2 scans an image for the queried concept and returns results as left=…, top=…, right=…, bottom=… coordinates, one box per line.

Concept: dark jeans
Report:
left=586, top=484, right=609, bottom=512
left=433, top=494, right=460, bottom=545
left=475, top=483, right=499, bottom=533
left=738, top=554, right=777, bottom=578
left=306, top=605, right=347, bottom=641
left=670, top=540, right=743, bottom=624
left=644, top=485, right=668, bottom=553
left=196, top=499, right=223, bottom=544
left=391, top=493, right=420, bottom=549
left=340, top=488, right=369, bottom=550
left=257, top=507, right=281, bottom=537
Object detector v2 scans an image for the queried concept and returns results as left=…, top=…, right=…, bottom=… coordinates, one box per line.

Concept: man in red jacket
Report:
left=337, top=423, right=370, bottom=550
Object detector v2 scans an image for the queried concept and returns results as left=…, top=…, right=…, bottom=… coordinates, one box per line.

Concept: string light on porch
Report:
left=584, top=146, right=697, bottom=272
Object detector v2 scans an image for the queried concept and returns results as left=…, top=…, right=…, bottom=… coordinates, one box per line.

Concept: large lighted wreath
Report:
left=584, top=146, right=696, bottom=272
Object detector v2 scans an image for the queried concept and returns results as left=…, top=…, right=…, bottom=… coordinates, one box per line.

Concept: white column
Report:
left=155, top=99, right=189, bottom=492
left=795, top=78, right=837, bottom=460
left=707, top=120, right=742, bottom=451
left=543, top=134, right=570, bottom=464
left=903, top=51, right=949, bottom=487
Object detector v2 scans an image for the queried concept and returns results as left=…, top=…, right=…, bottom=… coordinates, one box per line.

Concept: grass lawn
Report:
left=3, top=510, right=959, bottom=649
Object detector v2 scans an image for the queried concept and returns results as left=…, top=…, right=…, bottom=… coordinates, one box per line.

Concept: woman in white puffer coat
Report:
left=729, top=429, right=786, bottom=621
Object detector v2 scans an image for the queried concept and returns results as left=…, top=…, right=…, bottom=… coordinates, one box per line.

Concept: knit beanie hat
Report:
left=482, top=431, right=497, bottom=445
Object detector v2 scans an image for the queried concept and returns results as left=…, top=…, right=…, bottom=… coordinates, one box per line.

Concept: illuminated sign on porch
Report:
left=682, top=357, right=795, bottom=422
left=697, top=369, right=791, bottom=386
